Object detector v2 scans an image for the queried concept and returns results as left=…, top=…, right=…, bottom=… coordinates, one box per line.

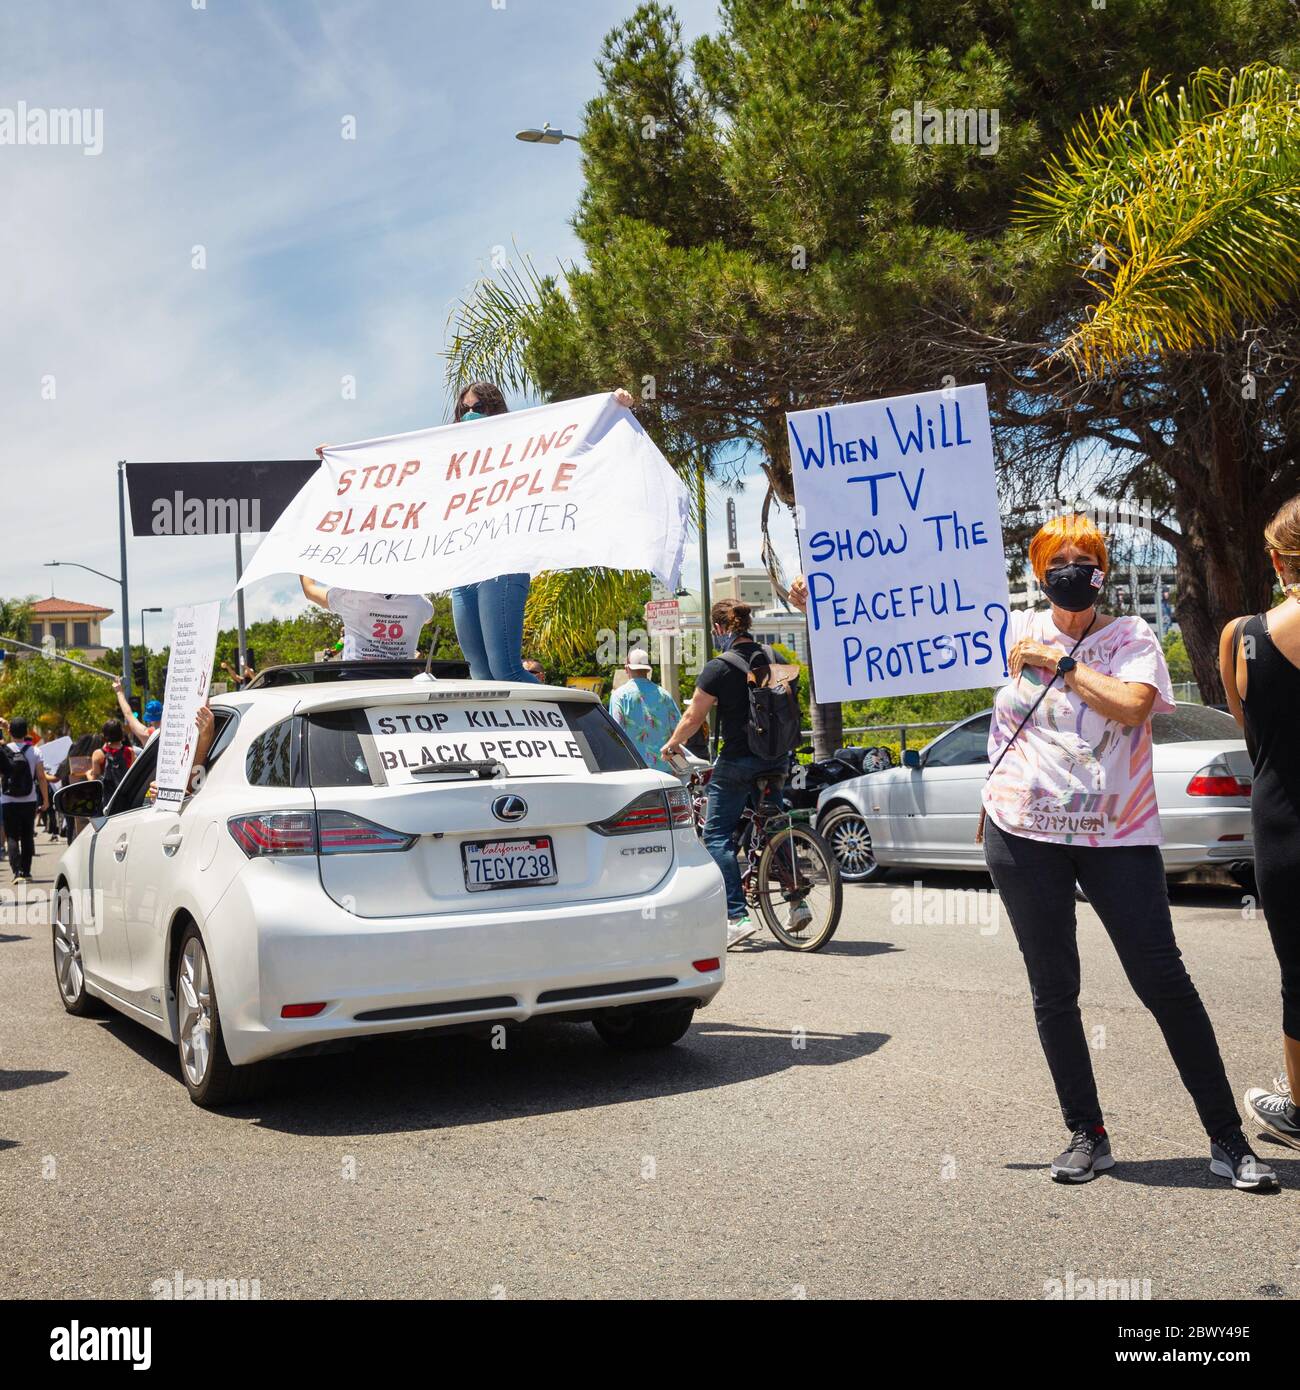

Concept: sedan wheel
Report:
left=174, top=924, right=266, bottom=1107
left=819, top=806, right=885, bottom=883
left=177, top=936, right=214, bottom=1089
left=52, top=884, right=103, bottom=1016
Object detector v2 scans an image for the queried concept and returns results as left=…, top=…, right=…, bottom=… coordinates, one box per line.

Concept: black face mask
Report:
left=1044, top=562, right=1104, bottom=612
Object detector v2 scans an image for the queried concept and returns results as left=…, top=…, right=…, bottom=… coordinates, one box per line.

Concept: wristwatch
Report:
left=1056, top=655, right=1078, bottom=678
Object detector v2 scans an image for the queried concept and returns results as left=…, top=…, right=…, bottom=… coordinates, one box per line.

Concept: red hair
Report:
left=1029, top=514, right=1109, bottom=581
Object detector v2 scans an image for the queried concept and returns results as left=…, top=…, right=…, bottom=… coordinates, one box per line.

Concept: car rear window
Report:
left=305, top=700, right=640, bottom=787
left=1151, top=704, right=1241, bottom=744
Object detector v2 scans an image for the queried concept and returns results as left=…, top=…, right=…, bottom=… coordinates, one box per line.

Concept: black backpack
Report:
left=0, top=743, right=35, bottom=799
left=718, top=644, right=802, bottom=760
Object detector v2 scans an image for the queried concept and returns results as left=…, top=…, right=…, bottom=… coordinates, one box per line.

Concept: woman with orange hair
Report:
left=981, top=515, right=1276, bottom=1191
left=1219, top=496, right=1300, bottom=1153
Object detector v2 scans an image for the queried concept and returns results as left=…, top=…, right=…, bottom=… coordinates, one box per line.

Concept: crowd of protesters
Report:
left=9, top=378, right=1298, bottom=1192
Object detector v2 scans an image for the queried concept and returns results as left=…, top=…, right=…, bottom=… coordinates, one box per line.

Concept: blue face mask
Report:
left=714, top=631, right=734, bottom=652
left=461, top=409, right=484, bottom=422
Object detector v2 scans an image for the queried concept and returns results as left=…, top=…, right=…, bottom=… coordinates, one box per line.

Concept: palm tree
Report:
left=1020, top=63, right=1300, bottom=375
left=0, top=596, right=35, bottom=647
left=445, top=257, right=698, bottom=676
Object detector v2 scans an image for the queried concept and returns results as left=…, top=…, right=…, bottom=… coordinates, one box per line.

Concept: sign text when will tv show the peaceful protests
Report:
left=788, top=383, right=1011, bottom=705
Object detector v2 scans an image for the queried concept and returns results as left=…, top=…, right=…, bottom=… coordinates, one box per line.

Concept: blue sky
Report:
left=0, top=0, right=796, bottom=649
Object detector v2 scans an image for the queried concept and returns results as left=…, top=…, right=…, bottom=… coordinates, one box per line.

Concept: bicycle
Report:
left=671, top=753, right=843, bottom=952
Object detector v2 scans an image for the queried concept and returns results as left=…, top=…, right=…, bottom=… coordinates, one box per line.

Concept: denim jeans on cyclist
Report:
left=450, top=572, right=539, bottom=683
left=702, top=753, right=787, bottom=919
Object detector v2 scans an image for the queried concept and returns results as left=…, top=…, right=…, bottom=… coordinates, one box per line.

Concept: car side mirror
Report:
left=54, top=780, right=105, bottom=819
left=901, top=749, right=922, bottom=770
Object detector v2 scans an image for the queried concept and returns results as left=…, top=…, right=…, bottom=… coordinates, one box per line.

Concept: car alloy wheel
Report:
left=53, top=886, right=84, bottom=1005
left=820, top=807, right=880, bottom=882
left=177, top=936, right=214, bottom=1088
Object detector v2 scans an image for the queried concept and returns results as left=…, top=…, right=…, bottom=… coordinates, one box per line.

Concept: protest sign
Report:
left=153, top=602, right=221, bottom=809
left=235, top=393, right=688, bottom=594
left=38, top=736, right=72, bottom=775
left=365, top=700, right=588, bottom=782
left=787, top=383, right=1011, bottom=704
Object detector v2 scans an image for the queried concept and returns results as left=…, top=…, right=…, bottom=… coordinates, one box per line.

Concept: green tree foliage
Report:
left=0, top=654, right=116, bottom=737
left=447, top=0, right=1296, bottom=722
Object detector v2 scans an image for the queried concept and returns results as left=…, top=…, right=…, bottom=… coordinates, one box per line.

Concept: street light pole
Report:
left=44, top=554, right=130, bottom=698
left=140, top=607, right=162, bottom=707
left=118, top=462, right=133, bottom=702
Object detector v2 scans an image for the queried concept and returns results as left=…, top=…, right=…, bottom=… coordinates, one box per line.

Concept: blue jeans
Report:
left=703, top=753, right=787, bottom=919
left=450, top=572, right=538, bottom=683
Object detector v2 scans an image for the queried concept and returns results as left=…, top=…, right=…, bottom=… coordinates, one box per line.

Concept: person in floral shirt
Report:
left=608, top=649, right=680, bottom=774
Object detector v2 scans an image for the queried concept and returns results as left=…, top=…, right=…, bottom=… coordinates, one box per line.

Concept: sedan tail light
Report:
left=1186, top=761, right=1252, bottom=798
left=591, top=790, right=672, bottom=835
left=228, top=812, right=317, bottom=857
left=227, top=810, right=415, bottom=858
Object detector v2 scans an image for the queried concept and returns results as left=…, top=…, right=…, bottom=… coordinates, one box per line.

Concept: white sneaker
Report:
left=726, top=916, right=757, bottom=949
left=787, top=900, right=814, bottom=932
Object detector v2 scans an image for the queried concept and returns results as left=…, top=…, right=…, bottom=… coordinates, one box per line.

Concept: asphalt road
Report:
left=2, top=832, right=1296, bottom=1301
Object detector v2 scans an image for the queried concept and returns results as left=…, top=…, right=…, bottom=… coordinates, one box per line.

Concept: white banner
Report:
left=787, top=383, right=1011, bottom=703
left=236, top=393, right=688, bottom=594
left=153, top=601, right=221, bottom=809
left=365, top=701, right=588, bottom=782
left=38, top=736, right=72, bottom=775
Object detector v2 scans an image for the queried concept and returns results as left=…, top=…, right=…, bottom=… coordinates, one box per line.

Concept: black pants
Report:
left=3, top=802, right=38, bottom=877
left=983, top=818, right=1238, bottom=1139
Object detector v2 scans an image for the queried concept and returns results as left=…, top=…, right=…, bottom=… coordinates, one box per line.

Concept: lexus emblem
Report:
left=491, top=795, right=528, bottom=823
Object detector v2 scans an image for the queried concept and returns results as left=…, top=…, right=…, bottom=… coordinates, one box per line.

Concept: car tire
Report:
left=592, top=1003, right=696, bottom=1049
left=52, top=882, right=106, bottom=1017
left=818, top=805, right=886, bottom=882
left=174, top=924, right=266, bottom=1107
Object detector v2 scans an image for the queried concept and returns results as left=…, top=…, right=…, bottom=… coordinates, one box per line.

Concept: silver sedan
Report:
left=816, top=703, right=1254, bottom=883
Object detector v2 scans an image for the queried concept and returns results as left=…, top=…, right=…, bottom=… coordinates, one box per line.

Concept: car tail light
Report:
left=281, top=1002, right=327, bottom=1018
left=666, top=786, right=694, bottom=827
left=1186, top=761, right=1252, bottom=798
left=591, top=790, right=671, bottom=835
left=227, top=810, right=414, bottom=858
left=227, top=812, right=317, bottom=857
left=316, top=810, right=415, bottom=854
left=693, top=958, right=721, bottom=973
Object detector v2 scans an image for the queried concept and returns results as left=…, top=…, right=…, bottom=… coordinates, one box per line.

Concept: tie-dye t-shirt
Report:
left=982, top=610, right=1175, bottom=846
left=608, top=677, right=681, bottom=774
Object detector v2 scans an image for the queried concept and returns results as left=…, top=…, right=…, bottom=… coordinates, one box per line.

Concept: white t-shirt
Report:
left=0, top=742, right=40, bottom=805
left=325, top=589, right=434, bottom=661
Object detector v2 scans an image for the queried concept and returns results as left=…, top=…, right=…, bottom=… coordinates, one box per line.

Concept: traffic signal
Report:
left=133, top=657, right=148, bottom=689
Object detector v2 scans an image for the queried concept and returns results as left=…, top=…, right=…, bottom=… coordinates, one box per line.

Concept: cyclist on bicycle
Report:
left=662, top=599, right=805, bottom=948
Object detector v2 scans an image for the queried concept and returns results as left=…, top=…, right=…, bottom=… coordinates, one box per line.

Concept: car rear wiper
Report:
left=411, top=759, right=507, bottom=781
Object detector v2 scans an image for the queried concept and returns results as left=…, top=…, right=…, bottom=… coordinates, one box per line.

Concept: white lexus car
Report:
left=52, top=676, right=726, bottom=1107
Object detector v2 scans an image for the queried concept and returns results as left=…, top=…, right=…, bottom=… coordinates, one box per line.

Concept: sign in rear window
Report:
left=364, top=702, right=589, bottom=781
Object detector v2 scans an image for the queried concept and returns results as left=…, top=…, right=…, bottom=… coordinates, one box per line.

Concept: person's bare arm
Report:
left=1218, top=617, right=1247, bottom=728
left=300, top=575, right=330, bottom=608
left=110, top=678, right=151, bottom=743
left=36, top=762, right=50, bottom=810
left=188, top=706, right=216, bottom=793
left=1014, top=641, right=1157, bottom=727
left=662, top=688, right=716, bottom=758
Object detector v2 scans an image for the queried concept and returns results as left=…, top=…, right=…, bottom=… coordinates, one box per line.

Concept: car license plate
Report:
left=462, top=836, right=558, bottom=892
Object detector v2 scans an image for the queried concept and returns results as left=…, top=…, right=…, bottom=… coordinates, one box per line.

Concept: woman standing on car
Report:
left=1219, top=495, right=1300, bottom=1152
left=981, top=514, right=1274, bottom=1191
left=446, top=382, right=636, bottom=683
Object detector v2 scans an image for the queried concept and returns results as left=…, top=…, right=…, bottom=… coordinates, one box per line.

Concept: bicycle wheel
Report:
left=754, top=823, right=842, bottom=951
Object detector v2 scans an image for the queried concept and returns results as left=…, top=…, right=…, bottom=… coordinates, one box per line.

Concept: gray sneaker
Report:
left=1209, top=1128, right=1280, bottom=1190
left=1050, top=1128, right=1115, bottom=1183
left=1244, top=1088, right=1300, bottom=1152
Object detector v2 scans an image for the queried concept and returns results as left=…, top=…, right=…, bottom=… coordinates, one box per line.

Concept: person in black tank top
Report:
left=1220, top=497, right=1300, bottom=1151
